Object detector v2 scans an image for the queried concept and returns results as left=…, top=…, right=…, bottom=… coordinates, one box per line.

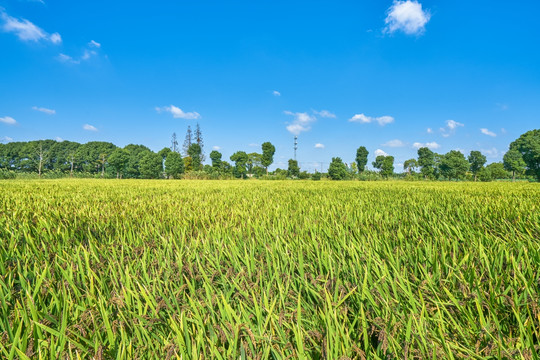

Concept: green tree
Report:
left=403, top=158, right=418, bottom=175
left=158, top=147, right=172, bottom=174
left=372, top=155, right=385, bottom=172
left=187, top=143, right=202, bottom=171
left=381, top=156, right=394, bottom=178
left=355, top=146, right=369, bottom=174
left=328, top=157, right=348, bottom=180
left=165, top=151, right=184, bottom=178
left=468, top=150, right=487, bottom=181
left=124, top=144, right=152, bottom=178
left=209, top=150, right=222, bottom=169
left=230, top=151, right=248, bottom=178
left=503, top=148, right=526, bottom=181
left=261, top=142, right=276, bottom=175
left=417, top=147, right=435, bottom=179
left=194, top=123, right=205, bottom=162
left=440, top=150, right=469, bottom=180
left=287, top=159, right=300, bottom=178
left=248, top=153, right=263, bottom=176
left=139, top=152, right=163, bottom=179
left=182, top=126, right=193, bottom=157
left=486, top=162, right=507, bottom=180
left=108, top=148, right=129, bottom=178
left=509, top=129, right=539, bottom=180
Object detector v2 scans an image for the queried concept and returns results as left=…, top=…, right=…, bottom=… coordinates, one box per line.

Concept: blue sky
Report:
left=1, top=0, right=539, bottom=171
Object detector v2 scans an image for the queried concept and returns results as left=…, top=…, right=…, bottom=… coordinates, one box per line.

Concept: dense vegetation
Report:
left=0, top=180, right=538, bottom=358
left=1, top=128, right=538, bottom=182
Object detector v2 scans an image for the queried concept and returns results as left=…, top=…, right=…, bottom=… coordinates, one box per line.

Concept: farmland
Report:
left=0, top=179, right=539, bottom=359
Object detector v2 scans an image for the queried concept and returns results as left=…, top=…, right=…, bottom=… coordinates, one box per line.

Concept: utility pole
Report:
left=294, top=136, right=298, bottom=161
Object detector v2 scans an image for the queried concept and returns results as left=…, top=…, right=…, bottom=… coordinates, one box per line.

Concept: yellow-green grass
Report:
left=0, top=180, right=539, bottom=359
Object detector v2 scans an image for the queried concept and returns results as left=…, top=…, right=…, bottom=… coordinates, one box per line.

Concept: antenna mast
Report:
left=294, top=136, right=298, bottom=161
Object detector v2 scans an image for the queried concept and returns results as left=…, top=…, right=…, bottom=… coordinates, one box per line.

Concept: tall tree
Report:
left=372, top=155, right=385, bottom=171
left=170, top=132, right=179, bottom=153
left=210, top=150, right=222, bottom=169
left=381, top=156, right=394, bottom=178
left=287, top=159, right=300, bottom=178
left=355, top=146, right=369, bottom=173
left=417, top=147, right=435, bottom=179
left=194, top=123, right=205, bottom=162
left=187, top=143, right=202, bottom=171
left=509, top=129, right=540, bottom=180
left=440, top=150, right=469, bottom=180
left=403, top=158, right=418, bottom=175
left=261, top=142, right=276, bottom=175
left=165, top=151, right=184, bottom=178
left=328, top=157, right=348, bottom=180
left=182, top=126, right=193, bottom=157
left=503, top=148, right=526, bottom=181
left=468, top=150, right=487, bottom=181
left=248, top=153, right=263, bottom=175
left=139, top=152, right=162, bottom=179
left=108, top=148, right=129, bottom=178
left=230, top=151, right=248, bottom=178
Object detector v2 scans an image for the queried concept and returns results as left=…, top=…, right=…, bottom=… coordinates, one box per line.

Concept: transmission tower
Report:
left=294, top=136, right=298, bottom=161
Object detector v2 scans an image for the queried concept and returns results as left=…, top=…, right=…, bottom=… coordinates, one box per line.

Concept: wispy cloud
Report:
left=156, top=105, right=201, bottom=120
left=313, top=110, right=336, bottom=118
left=384, top=0, right=431, bottom=36
left=314, top=143, right=325, bottom=149
left=32, top=106, right=56, bottom=115
left=440, top=119, right=464, bottom=137
left=382, top=139, right=405, bottom=147
left=0, top=136, right=13, bottom=142
left=480, top=128, right=496, bottom=137
left=413, top=141, right=440, bottom=149
left=248, top=143, right=259, bottom=147
left=89, top=40, right=101, bottom=48
left=272, top=90, right=281, bottom=97
left=427, top=127, right=433, bottom=134
left=349, top=113, right=394, bottom=126
left=58, top=53, right=80, bottom=64
left=55, top=136, right=63, bottom=142
left=482, top=147, right=499, bottom=158
left=1, top=10, right=61, bottom=43
left=212, top=146, right=221, bottom=150
left=284, top=111, right=316, bottom=135
left=83, top=124, right=98, bottom=131
left=0, top=116, right=17, bottom=125
left=374, top=149, right=388, bottom=157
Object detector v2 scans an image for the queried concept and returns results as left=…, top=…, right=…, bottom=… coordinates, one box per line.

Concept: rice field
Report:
left=0, top=179, right=539, bottom=359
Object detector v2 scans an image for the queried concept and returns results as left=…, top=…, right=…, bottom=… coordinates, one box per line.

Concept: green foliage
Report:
left=108, top=148, right=129, bottom=178
left=164, top=152, right=184, bottom=178
left=287, top=159, right=300, bottom=178
left=187, top=143, right=202, bottom=171
left=417, top=147, right=435, bottom=178
left=504, top=148, right=527, bottom=181
left=230, top=151, right=248, bottom=178
left=404, top=158, right=418, bottom=174
left=468, top=150, right=487, bottom=180
left=261, top=142, right=275, bottom=172
left=509, top=129, right=540, bottom=180
left=139, top=152, right=162, bottom=179
left=355, top=146, right=369, bottom=173
left=209, top=150, right=222, bottom=169
left=486, top=162, right=508, bottom=180
left=328, top=157, right=348, bottom=180
left=440, top=150, right=469, bottom=180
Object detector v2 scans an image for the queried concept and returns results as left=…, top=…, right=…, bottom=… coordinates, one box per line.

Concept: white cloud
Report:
left=58, top=53, right=80, bottom=64
left=501, top=128, right=507, bottom=134
left=314, top=143, right=325, bottom=149
left=32, top=106, right=56, bottom=115
left=0, top=116, right=17, bottom=125
left=482, top=148, right=499, bottom=158
left=284, top=111, right=316, bottom=135
left=382, top=139, right=405, bottom=147
left=349, top=113, right=394, bottom=126
left=1, top=10, right=61, bottom=43
left=156, top=105, right=201, bottom=120
left=89, top=40, right=101, bottom=48
left=440, top=119, right=464, bottom=137
left=413, top=141, right=440, bottom=150
left=249, top=143, right=259, bottom=147
left=272, top=90, right=281, bottom=97
left=313, top=110, right=336, bottom=118
left=480, top=128, right=496, bottom=137
left=83, top=124, right=98, bottom=131
left=384, top=0, right=431, bottom=35
left=427, top=127, right=433, bottom=134
left=212, top=146, right=221, bottom=150
left=374, top=149, right=388, bottom=157
left=81, top=50, right=97, bottom=60
left=55, top=136, right=63, bottom=142
left=0, top=136, right=13, bottom=142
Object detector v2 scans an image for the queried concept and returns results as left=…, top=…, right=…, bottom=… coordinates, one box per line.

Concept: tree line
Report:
left=0, top=127, right=538, bottom=181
